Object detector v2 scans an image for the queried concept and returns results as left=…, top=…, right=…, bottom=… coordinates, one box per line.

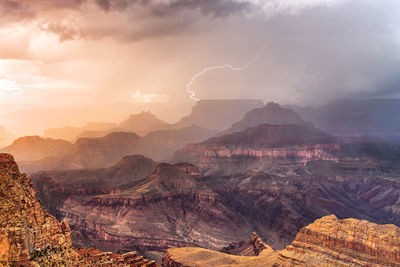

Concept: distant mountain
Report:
left=142, top=124, right=216, bottom=160
left=74, top=127, right=130, bottom=140
left=170, top=99, right=263, bottom=131
left=44, top=122, right=116, bottom=141
left=289, top=98, right=400, bottom=138
left=221, top=102, right=312, bottom=135
left=119, top=111, right=168, bottom=136
left=19, top=124, right=215, bottom=172
left=1, top=136, right=74, bottom=162
left=0, top=125, right=14, bottom=147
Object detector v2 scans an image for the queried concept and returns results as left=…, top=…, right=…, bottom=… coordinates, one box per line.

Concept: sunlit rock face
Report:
left=0, top=153, right=156, bottom=267
left=162, top=215, right=400, bottom=267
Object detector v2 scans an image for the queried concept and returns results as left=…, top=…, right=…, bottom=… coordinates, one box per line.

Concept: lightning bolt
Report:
left=186, top=52, right=260, bottom=101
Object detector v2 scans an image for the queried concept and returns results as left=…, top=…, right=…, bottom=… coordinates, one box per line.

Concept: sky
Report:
left=0, top=0, right=400, bottom=135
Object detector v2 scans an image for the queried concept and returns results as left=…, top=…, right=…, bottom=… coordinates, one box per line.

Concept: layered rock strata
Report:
left=162, top=215, right=400, bottom=266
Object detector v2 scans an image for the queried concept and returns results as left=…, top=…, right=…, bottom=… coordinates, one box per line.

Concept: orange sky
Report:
left=0, top=0, right=400, bottom=136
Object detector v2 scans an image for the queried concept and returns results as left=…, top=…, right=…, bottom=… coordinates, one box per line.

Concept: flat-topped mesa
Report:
left=162, top=215, right=400, bottom=267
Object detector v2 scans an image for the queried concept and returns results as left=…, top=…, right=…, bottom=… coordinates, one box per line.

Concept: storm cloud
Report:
left=0, top=0, right=400, bottom=134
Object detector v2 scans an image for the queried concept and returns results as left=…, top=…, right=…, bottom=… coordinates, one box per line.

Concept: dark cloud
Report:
left=0, top=0, right=252, bottom=43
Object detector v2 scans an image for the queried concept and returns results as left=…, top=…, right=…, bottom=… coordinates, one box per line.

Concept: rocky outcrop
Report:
left=221, top=232, right=274, bottom=256
left=0, top=153, right=156, bottom=266
left=280, top=215, right=400, bottom=266
left=0, top=153, right=73, bottom=264
left=162, top=215, right=400, bottom=266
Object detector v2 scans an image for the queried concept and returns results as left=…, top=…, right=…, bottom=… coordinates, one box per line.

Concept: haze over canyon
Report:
left=1, top=0, right=400, bottom=266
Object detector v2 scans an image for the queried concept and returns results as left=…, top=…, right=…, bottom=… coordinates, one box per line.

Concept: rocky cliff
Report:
left=162, top=215, right=400, bottom=266
left=0, top=153, right=156, bottom=266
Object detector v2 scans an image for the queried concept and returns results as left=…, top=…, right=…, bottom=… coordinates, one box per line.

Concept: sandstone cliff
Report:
left=0, top=153, right=156, bottom=267
left=162, top=215, right=400, bottom=266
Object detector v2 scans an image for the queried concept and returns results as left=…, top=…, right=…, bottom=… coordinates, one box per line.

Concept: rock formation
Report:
left=119, top=111, right=168, bottom=136
left=0, top=153, right=156, bottom=266
left=174, top=123, right=338, bottom=174
left=163, top=215, right=400, bottom=266
left=220, top=232, right=274, bottom=256
left=220, top=102, right=311, bottom=135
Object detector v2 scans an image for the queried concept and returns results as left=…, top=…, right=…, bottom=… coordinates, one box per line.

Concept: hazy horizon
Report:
left=1, top=0, right=400, bottom=136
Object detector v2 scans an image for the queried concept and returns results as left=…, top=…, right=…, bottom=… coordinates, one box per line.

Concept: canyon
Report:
left=32, top=158, right=400, bottom=257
